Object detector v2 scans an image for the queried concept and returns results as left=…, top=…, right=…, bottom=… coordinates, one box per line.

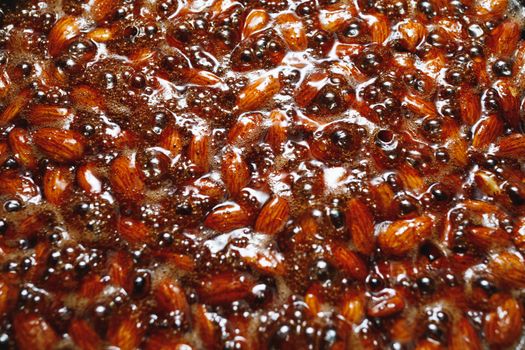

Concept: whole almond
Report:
left=43, top=166, right=72, bottom=205
left=346, top=198, right=375, bottom=255
left=155, top=279, right=189, bottom=314
left=205, top=202, right=252, bottom=232
left=397, top=20, right=425, bottom=52
left=110, top=153, right=145, bottom=200
left=33, top=128, right=85, bottom=162
left=366, top=288, right=405, bottom=318
left=254, top=195, right=290, bottom=235
left=488, top=251, right=525, bottom=288
left=0, top=170, right=39, bottom=200
left=329, top=244, right=368, bottom=280
left=159, top=125, right=183, bottom=158
left=222, top=149, right=251, bottom=197
left=28, top=105, right=72, bottom=126
left=14, top=313, right=58, bottom=350
left=91, top=0, right=116, bottom=22
left=236, top=75, right=280, bottom=112
left=228, top=112, right=262, bottom=145
left=484, top=296, right=522, bottom=347
left=117, top=216, right=150, bottom=244
left=48, top=16, right=81, bottom=56
left=276, top=13, right=307, bottom=51
left=266, top=110, right=288, bottom=153
left=472, top=114, right=503, bottom=149
left=378, top=216, right=433, bottom=256
left=295, top=71, right=329, bottom=108
left=496, top=134, right=525, bottom=159
left=76, top=162, right=103, bottom=194
left=342, top=292, right=365, bottom=324
left=9, top=128, right=37, bottom=169
left=195, top=305, right=219, bottom=348
left=459, top=89, right=481, bottom=125
left=188, top=132, right=210, bottom=173
left=197, top=272, right=255, bottom=305
left=0, top=89, right=31, bottom=126
left=450, top=317, right=482, bottom=350
left=69, top=319, right=102, bottom=350
left=242, top=9, right=270, bottom=39
left=487, top=19, right=519, bottom=56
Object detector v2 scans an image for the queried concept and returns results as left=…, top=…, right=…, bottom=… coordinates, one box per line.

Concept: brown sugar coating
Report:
left=0, top=0, right=524, bottom=349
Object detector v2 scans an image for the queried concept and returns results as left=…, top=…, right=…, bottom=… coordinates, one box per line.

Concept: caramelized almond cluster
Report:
left=0, top=0, right=524, bottom=349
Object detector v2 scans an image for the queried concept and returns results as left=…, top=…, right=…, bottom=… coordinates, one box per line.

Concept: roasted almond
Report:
left=155, top=279, right=189, bottom=314
left=205, top=202, right=252, bottom=232
left=76, top=162, right=103, bottom=195
left=0, top=89, right=31, bottom=126
left=188, top=132, right=210, bottom=173
left=495, top=134, right=525, bottom=159
left=227, top=112, right=262, bottom=145
left=197, top=272, right=255, bottom=305
left=236, top=75, right=280, bottom=112
left=484, top=296, right=522, bottom=347
left=9, top=128, right=37, bottom=169
left=488, top=251, right=525, bottom=288
left=346, top=198, right=375, bottom=255
left=378, top=216, right=433, bottom=256
left=33, top=128, right=85, bottom=163
left=28, top=105, right=72, bottom=126
left=69, top=319, right=102, bottom=350
left=471, top=114, right=503, bottom=149
left=366, top=288, right=405, bottom=318
left=14, top=313, right=59, bottom=350
left=329, top=243, right=368, bottom=280
left=48, top=16, right=81, bottom=56
left=117, top=216, right=150, bottom=244
left=276, top=13, right=308, bottom=51
left=222, top=148, right=251, bottom=197
left=110, top=153, right=145, bottom=200
left=43, top=166, right=72, bottom=205
left=396, top=19, right=425, bottom=52
left=107, top=315, right=143, bottom=350
left=265, top=110, right=288, bottom=153
left=254, top=195, right=290, bottom=235
left=242, top=9, right=270, bottom=39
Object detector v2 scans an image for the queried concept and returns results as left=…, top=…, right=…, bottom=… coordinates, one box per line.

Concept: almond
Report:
left=33, top=128, right=85, bottom=162
left=48, top=16, right=81, bottom=56
left=0, top=170, right=39, bottom=200
left=28, top=105, right=72, bottom=126
left=43, top=166, right=72, bottom=205
left=188, top=132, right=210, bottom=173
left=474, top=170, right=502, bottom=196
left=265, top=110, right=288, bottom=153
left=465, top=226, right=511, bottom=250
left=254, top=195, right=290, bottom=235
left=471, top=114, right=503, bottom=149
left=276, top=13, right=307, bottom=51
left=108, top=252, right=132, bottom=287
left=8, top=128, right=37, bottom=169
left=366, top=288, right=405, bottom=318
left=458, top=89, right=481, bottom=125
left=488, top=251, right=525, bottom=288
left=484, top=296, right=522, bottom=347
left=0, top=142, right=9, bottom=165
left=242, top=9, right=270, bottom=39
left=396, top=20, right=425, bottom=52
left=14, top=313, right=59, bottom=350
left=183, top=68, right=222, bottom=86
left=222, top=148, right=251, bottom=197
left=69, top=319, right=102, bottom=350
left=236, top=75, right=280, bottom=112
left=155, top=279, right=189, bottom=314
left=194, top=305, right=219, bottom=348
left=378, top=216, right=433, bottom=256
left=205, top=202, right=252, bottom=232
left=159, top=125, right=183, bottom=157
left=228, top=112, right=262, bottom=145
left=76, top=162, right=103, bottom=194
left=398, top=163, right=425, bottom=194
left=487, top=19, right=519, bottom=57
left=342, top=292, right=365, bottom=324
left=450, top=317, right=481, bottom=350
left=110, top=153, right=145, bottom=200
left=91, top=0, right=116, bottom=22
left=495, top=134, right=525, bottom=159
left=70, top=85, right=106, bottom=111
left=0, top=89, right=31, bottom=126
left=197, top=272, right=255, bottom=305
left=403, top=93, right=437, bottom=117
left=493, top=79, right=521, bottom=129
left=346, top=198, right=375, bottom=255
left=295, top=71, right=329, bottom=108
left=329, top=243, right=368, bottom=280
left=117, top=216, right=150, bottom=244
left=107, top=315, right=143, bottom=350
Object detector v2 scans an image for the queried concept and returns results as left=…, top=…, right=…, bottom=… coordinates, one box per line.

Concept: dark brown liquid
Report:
left=0, top=0, right=524, bottom=349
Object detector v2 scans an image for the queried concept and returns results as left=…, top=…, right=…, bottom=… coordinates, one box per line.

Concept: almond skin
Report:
left=107, top=315, right=143, bottom=350
left=69, top=319, right=102, bottom=350
left=377, top=216, right=433, bottom=256
left=236, top=75, right=280, bottom=112
left=33, top=128, right=86, bottom=163
left=9, top=128, right=37, bottom=169
left=366, top=288, right=405, bottom=318
left=43, top=166, right=72, bottom=205
left=159, top=126, right=183, bottom=157
left=484, top=296, right=522, bottom=347
left=197, top=272, right=255, bottom=305
left=76, top=162, right=103, bottom=194
left=451, top=318, right=482, bottom=350
left=488, top=251, right=525, bottom=288
left=346, top=198, right=375, bottom=255
left=205, top=202, right=252, bottom=232
left=14, top=313, right=59, bottom=350
left=242, top=9, right=270, bottom=39
left=276, top=13, right=308, bottom=51
left=254, top=195, right=290, bottom=235
left=117, top=216, right=150, bottom=244
left=227, top=112, right=262, bottom=145
left=48, top=16, right=81, bottom=56
left=155, top=279, right=189, bottom=314
left=110, top=153, right=145, bottom=200
left=329, top=244, right=368, bottom=280
left=0, top=89, right=31, bottom=126
left=222, top=149, right=251, bottom=197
